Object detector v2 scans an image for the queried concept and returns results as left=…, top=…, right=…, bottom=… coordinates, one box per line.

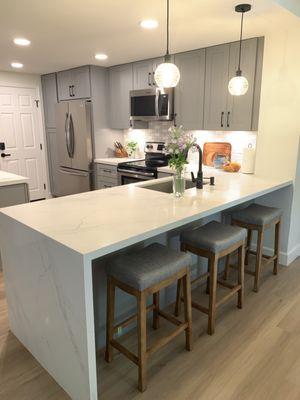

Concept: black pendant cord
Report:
left=237, top=11, right=244, bottom=75
left=166, top=0, right=170, bottom=56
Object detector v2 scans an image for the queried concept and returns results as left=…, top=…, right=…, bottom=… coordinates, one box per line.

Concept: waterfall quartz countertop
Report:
left=0, top=170, right=29, bottom=187
left=0, top=167, right=292, bottom=260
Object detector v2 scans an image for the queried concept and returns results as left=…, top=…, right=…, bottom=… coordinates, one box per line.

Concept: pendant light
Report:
left=154, top=0, right=180, bottom=88
left=228, top=3, right=251, bottom=96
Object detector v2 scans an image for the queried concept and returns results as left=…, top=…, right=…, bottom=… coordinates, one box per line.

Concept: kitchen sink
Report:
left=141, top=179, right=196, bottom=194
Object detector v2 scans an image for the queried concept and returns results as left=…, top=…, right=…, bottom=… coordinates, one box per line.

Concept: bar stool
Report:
left=175, top=221, right=247, bottom=335
left=223, top=203, right=282, bottom=292
left=105, top=243, right=193, bottom=392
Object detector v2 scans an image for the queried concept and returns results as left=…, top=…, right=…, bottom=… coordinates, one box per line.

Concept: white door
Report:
left=0, top=86, right=47, bottom=200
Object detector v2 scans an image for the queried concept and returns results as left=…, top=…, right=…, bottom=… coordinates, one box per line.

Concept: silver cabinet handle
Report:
left=152, top=71, right=155, bottom=86
left=103, top=169, right=112, bottom=173
left=221, top=111, right=224, bottom=127
left=227, top=111, right=230, bottom=128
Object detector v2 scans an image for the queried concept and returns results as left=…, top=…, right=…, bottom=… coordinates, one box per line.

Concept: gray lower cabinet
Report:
left=0, top=183, right=29, bottom=207
left=95, top=163, right=118, bottom=189
left=174, top=49, right=205, bottom=130
left=108, top=64, right=133, bottom=129
left=133, top=57, right=164, bottom=89
left=57, top=66, right=91, bottom=101
left=204, top=37, right=264, bottom=131
left=41, top=73, right=58, bottom=129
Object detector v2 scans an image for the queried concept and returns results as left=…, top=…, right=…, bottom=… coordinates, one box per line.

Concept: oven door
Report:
left=118, top=170, right=157, bottom=185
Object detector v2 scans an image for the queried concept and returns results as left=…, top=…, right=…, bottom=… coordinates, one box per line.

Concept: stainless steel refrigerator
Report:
left=55, top=100, right=94, bottom=197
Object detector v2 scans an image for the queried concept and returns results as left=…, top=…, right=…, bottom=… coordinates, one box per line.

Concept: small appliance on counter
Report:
left=117, top=141, right=169, bottom=185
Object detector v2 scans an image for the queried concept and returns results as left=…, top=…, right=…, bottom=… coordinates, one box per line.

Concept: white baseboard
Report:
left=251, top=244, right=300, bottom=266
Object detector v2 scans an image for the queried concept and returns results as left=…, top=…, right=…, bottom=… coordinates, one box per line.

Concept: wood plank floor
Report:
left=1, top=256, right=300, bottom=399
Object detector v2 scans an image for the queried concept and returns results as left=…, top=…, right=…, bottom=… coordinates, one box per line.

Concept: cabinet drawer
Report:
left=96, top=163, right=117, bottom=178
left=96, top=177, right=118, bottom=189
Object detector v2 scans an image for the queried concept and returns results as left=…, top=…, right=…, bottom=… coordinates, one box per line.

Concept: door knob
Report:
left=1, top=153, right=11, bottom=158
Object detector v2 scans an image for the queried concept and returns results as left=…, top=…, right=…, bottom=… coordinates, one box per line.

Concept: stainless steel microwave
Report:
left=130, top=88, right=174, bottom=121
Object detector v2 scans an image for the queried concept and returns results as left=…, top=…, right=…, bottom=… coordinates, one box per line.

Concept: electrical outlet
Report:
left=117, top=327, right=123, bottom=337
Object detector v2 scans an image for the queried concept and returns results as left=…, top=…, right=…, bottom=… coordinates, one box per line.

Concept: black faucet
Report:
left=190, top=144, right=215, bottom=189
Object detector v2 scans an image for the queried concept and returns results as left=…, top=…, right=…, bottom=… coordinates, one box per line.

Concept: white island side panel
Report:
left=0, top=213, right=97, bottom=400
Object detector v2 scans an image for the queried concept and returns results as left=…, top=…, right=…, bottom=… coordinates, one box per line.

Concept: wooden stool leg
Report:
left=105, top=277, right=115, bottom=363
left=254, top=230, right=264, bottom=293
left=182, top=269, right=193, bottom=351
left=273, top=220, right=281, bottom=275
left=237, top=245, right=245, bottom=309
left=223, top=254, right=230, bottom=281
left=153, top=292, right=160, bottom=330
left=174, top=278, right=182, bottom=317
left=208, top=254, right=218, bottom=335
left=245, top=229, right=252, bottom=266
left=137, top=291, right=147, bottom=392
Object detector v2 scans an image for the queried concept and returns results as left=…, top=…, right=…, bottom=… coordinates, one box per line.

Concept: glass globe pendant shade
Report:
left=228, top=73, right=249, bottom=96
left=154, top=57, right=180, bottom=88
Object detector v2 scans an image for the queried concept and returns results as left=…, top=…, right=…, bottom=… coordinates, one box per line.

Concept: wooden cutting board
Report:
left=203, top=142, right=232, bottom=166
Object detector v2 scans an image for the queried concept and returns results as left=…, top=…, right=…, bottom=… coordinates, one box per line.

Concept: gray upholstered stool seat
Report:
left=230, top=204, right=282, bottom=226
left=107, top=243, right=192, bottom=291
left=180, top=221, right=247, bottom=254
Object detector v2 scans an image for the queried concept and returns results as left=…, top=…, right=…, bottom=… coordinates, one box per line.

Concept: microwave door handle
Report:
left=155, top=91, right=160, bottom=117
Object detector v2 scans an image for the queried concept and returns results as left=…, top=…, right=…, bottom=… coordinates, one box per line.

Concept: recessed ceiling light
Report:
left=140, top=19, right=159, bottom=29
left=11, top=62, right=23, bottom=69
left=95, top=53, right=108, bottom=60
left=13, top=38, right=31, bottom=46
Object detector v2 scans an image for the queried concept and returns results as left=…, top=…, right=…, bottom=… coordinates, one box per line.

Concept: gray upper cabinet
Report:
left=133, top=57, right=164, bottom=89
left=108, top=63, right=133, bottom=129
left=227, top=38, right=262, bottom=131
left=41, top=73, right=57, bottom=129
left=174, top=49, right=205, bottom=130
left=57, top=66, right=91, bottom=101
left=204, top=44, right=230, bottom=130
left=204, top=37, right=263, bottom=131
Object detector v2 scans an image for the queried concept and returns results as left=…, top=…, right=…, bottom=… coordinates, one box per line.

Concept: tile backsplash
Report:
left=124, top=122, right=257, bottom=164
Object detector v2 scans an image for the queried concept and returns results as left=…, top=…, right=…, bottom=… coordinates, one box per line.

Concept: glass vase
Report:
left=173, top=170, right=185, bottom=198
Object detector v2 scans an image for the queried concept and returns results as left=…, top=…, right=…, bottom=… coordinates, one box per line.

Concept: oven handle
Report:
left=118, top=169, right=156, bottom=177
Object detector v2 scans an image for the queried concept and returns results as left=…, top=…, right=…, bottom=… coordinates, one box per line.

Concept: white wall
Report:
left=255, top=9, right=300, bottom=262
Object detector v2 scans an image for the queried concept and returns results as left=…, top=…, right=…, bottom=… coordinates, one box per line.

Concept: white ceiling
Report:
left=0, top=0, right=298, bottom=74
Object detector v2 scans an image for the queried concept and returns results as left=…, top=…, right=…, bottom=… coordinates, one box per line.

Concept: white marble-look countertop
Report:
left=0, top=171, right=292, bottom=259
left=94, top=157, right=144, bottom=165
left=0, top=170, right=29, bottom=187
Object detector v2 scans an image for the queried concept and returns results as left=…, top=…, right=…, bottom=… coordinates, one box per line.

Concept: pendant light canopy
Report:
left=228, top=3, right=251, bottom=96
left=154, top=0, right=180, bottom=88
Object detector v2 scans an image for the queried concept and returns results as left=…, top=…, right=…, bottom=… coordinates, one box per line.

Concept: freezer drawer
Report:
left=55, top=167, right=92, bottom=197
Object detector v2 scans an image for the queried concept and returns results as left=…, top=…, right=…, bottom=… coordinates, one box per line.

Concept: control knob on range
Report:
left=146, top=144, right=153, bottom=150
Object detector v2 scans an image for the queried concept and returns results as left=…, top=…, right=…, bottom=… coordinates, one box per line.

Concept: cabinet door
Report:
left=226, top=38, right=258, bottom=131
left=109, top=64, right=133, bottom=129
left=133, top=60, right=154, bottom=89
left=204, top=44, right=230, bottom=130
left=57, top=69, right=73, bottom=101
left=174, top=49, right=205, bottom=130
left=71, top=66, right=91, bottom=99
left=41, top=73, right=58, bottom=129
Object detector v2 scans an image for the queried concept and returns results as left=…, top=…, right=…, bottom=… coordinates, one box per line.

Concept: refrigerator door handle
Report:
left=59, top=167, right=89, bottom=177
left=69, top=113, right=75, bottom=158
left=65, top=112, right=72, bottom=158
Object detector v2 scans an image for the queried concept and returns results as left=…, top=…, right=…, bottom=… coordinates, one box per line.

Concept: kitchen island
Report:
left=0, top=170, right=29, bottom=207
left=0, top=171, right=292, bottom=400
